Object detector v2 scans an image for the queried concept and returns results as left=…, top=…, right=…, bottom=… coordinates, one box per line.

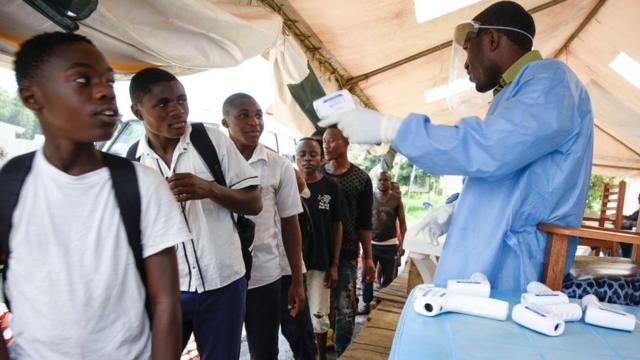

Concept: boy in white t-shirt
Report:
left=0, top=32, right=189, bottom=359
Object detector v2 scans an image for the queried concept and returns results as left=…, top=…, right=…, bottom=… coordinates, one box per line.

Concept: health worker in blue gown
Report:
left=319, top=1, right=593, bottom=291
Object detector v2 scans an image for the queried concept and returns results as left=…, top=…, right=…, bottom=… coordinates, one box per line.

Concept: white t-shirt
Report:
left=247, top=144, right=303, bottom=288
left=4, top=150, right=190, bottom=360
left=136, top=124, right=260, bottom=292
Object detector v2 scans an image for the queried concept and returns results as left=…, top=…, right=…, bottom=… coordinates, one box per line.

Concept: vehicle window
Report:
left=105, top=120, right=144, bottom=157
left=259, top=131, right=279, bottom=153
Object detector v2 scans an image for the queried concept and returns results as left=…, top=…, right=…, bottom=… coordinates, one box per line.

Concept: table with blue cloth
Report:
left=390, top=288, right=640, bottom=359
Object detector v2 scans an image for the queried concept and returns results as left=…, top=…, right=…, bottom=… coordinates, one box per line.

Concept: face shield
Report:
left=447, top=21, right=533, bottom=117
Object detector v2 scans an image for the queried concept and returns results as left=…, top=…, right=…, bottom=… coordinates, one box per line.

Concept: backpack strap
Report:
left=189, top=123, right=227, bottom=187
left=0, top=152, right=148, bottom=320
left=102, top=153, right=145, bottom=290
left=125, top=140, right=141, bottom=162
left=0, top=152, right=37, bottom=310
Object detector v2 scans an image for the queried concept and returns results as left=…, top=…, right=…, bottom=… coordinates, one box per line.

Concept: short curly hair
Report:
left=473, top=1, right=535, bottom=51
left=222, top=92, right=256, bottom=116
left=129, top=67, right=179, bottom=104
left=14, top=32, right=94, bottom=87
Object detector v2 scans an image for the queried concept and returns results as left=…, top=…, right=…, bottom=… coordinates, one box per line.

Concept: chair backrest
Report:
left=598, top=180, right=626, bottom=229
left=583, top=180, right=626, bottom=229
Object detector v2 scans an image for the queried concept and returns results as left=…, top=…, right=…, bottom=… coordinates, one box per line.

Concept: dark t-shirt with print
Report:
left=303, top=176, right=343, bottom=270
left=321, top=164, right=373, bottom=260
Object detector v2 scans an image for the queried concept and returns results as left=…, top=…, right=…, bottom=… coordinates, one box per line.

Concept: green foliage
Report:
left=0, top=89, right=41, bottom=139
left=350, top=152, right=446, bottom=225
left=357, top=154, right=382, bottom=173
left=586, top=174, right=622, bottom=212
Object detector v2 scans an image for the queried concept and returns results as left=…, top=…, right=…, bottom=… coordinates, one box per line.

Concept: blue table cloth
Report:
left=390, top=288, right=640, bottom=359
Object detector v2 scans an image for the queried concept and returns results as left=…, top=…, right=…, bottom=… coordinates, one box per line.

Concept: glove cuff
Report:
left=380, top=115, right=404, bottom=144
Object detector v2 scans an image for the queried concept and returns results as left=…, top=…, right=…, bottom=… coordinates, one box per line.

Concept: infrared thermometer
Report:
left=413, top=286, right=508, bottom=321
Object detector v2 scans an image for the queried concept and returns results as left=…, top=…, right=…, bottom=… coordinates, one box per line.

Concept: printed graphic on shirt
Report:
left=318, top=194, right=332, bottom=210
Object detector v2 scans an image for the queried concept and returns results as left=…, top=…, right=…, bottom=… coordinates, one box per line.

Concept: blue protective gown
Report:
left=394, top=59, right=593, bottom=291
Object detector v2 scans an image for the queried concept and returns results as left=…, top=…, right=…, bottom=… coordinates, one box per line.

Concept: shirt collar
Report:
left=493, top=50, right=543, bottom=96
left=136, top=122, right=192, bottom=159
left=247, top=143, right=269, bottom=164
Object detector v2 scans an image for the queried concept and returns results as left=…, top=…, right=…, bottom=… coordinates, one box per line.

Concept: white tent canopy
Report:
left=0, top=0, right=282, bottom=72
left=276, top=0, right=640, bottom=177
left=1, top=0, right=638, bottom=176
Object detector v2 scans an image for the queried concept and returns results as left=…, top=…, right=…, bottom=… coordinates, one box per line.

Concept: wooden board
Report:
left=341, top=265, right=410, bottom=359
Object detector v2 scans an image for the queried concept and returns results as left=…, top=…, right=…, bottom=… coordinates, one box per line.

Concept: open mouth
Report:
left=95, top=107, right=120, bottom=123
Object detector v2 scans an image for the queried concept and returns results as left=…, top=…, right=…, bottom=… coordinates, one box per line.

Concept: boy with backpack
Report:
left=0, top=32, right=189, bottom=359
left=223, top=92, right=305, bottom=360
left=128, top=68, right=262, bottom=359
left=295, top=137, right=343, bottom=360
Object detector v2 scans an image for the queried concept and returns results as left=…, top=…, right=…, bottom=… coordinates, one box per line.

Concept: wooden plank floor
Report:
left=341, top=262, right=416, bottom=359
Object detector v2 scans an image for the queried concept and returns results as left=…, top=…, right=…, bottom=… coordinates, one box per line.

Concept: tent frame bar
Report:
left=345, top=0, right=570, bottom=87
left=258, top=0, right=377, bottom=109
left=553, top=0, right=607, bottom=58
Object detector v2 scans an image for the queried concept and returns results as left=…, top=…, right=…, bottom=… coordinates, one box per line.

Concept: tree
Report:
left=0, top=89, right=41, bottom=139
left=586, top=174, right=622, bottom=213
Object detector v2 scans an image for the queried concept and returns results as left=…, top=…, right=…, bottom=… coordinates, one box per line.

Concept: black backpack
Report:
left=0, top=151, right=147, bottom=316
left=127, top=123, right=255, bottom=281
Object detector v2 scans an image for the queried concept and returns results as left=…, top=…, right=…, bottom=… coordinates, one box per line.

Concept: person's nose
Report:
left=246, top=115, right=262, bottom=127
left=168, top=102, right=186, bottom=117
left=94, top=79, right=115, bottom=101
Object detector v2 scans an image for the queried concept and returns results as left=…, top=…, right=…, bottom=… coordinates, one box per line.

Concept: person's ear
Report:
left=131, top=103, right=144, bottom=121
left=18, top=85, right=41, bottom=112
left=487, top=29, right=500, bottom=52
left=222, top=118, right=229, bottom=129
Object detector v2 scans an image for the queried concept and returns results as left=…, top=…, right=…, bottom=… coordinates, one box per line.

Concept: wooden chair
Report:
left=581, top=180, right=626, bottom=256
left=539, top=223, right=640, bottom=290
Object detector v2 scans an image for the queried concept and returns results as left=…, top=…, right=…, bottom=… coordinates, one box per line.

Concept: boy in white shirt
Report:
left=129, top=68, right=262, bottom=359
left=223, top=92, right=305, bottom=359
left=0, top=32, right=189, bottom=359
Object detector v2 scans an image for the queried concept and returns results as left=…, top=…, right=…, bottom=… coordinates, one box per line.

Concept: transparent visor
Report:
left=446, top=21, right=533, bottom=117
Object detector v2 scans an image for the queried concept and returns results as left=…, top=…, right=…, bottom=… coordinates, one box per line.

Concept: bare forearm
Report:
left=281, top=215, right=304, bottom=281
left=145, top=248, right=182, bottom=360
left=332, top=222, right=343, bottom=266
left=398, top=201, right=407, bottom=242
left=209, top=184, right=262, bottom=215
left=359, top=229, right=373, bottom=260
left=151, top=300, right=182, bottom=360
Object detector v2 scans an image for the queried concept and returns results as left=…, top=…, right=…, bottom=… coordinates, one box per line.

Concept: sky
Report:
left=0, top=56, right=300, bottom=138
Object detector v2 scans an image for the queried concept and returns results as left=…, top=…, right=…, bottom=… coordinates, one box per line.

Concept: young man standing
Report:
left=129, top=68, right=262, bottom=359
left=1, top=32, right=188, bottom=359
left=322, top=126, right=375, bottom=356
left=296, top=138, right=343, bottom=360
left=361, top=171, right=407, bottom=313
left=222, top=92, right=305, bottom=360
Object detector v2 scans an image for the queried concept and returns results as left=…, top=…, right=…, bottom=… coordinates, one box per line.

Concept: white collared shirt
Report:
left=137, top=123, right=259, bottom=292
left=246, top=144, right=303, bottom=288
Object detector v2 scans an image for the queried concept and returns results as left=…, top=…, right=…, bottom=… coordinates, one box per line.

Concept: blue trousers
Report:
left=334, top=259, right=357, bottom=357
left=280, top=274, right=316, bottom=360
left=181, top=276, right=247, bottom=360
left=245, top=278, right=282, bottom=360
left=362, top=244, right=397, bottom=304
